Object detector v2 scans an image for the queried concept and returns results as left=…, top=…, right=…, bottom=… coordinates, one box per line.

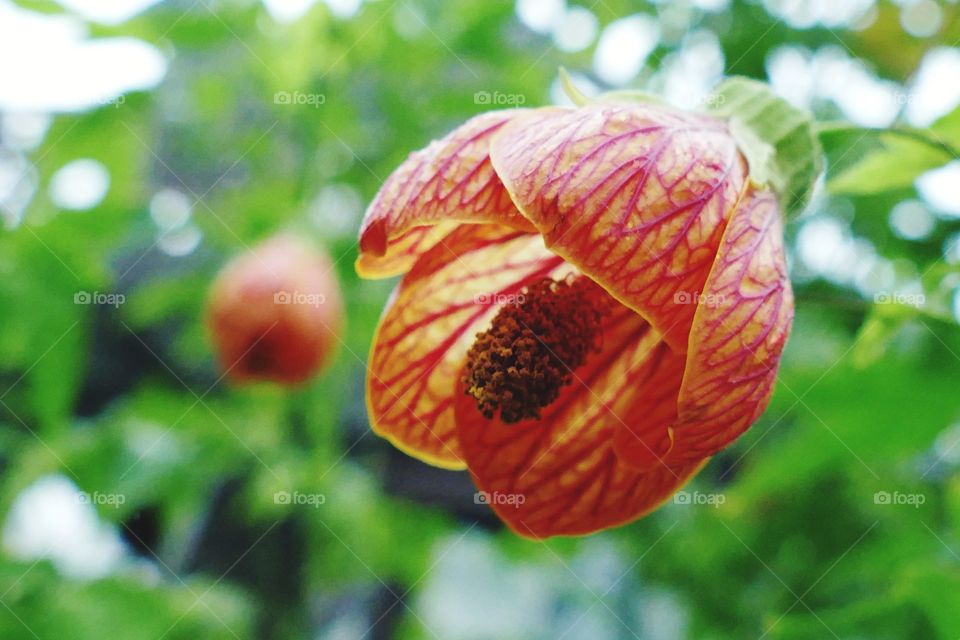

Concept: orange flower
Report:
left=208, top=234, right=343, bottom=385
left=357, top=100, right=796, bottom=538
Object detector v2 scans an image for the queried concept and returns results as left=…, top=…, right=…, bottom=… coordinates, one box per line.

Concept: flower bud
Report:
left=207, top=234, right=343, bottom=385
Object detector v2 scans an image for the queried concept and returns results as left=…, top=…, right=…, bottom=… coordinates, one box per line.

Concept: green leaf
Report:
left=826, top=105, right=960, bottom=195
left=707, top=76, right=824, bottom=218
left=827, top=135, right=948, bottom=194
left=933, top=105, right=960, bottom=140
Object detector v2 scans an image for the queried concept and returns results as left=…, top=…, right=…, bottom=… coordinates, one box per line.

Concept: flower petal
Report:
left=456, top=300, right=704, bottom=538
left=667, top=189, right=794, bottom=463
left=356, top=222, right=462, bottom=278
left=367, top=225, right=566, bottom=469
left=489, top=104, right=747, bottom=352
left=357, top=110, right=541, bottom=278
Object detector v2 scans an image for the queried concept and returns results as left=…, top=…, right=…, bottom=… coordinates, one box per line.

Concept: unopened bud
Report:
left=207, top=234, right=343, bottom=385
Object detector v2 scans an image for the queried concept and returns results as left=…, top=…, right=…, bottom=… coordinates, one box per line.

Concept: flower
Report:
left=207, top=233, right=343, bottom=385
left=357, top=101, right=794, bottom=538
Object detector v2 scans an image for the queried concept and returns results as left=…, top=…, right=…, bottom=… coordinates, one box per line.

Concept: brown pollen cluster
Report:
left=463, top=277, right=607, bottom=424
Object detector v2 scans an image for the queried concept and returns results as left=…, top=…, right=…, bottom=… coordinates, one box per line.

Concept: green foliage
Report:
left=827, top=106, right=960, bottom=195
left=1, top=0, right=960, bottom=639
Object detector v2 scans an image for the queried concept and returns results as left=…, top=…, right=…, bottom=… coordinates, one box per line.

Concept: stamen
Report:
left=463, top=277, right=607, bottom=424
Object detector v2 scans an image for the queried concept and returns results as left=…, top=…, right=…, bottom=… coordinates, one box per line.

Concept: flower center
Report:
left=463, top=277, right=607, bottom=424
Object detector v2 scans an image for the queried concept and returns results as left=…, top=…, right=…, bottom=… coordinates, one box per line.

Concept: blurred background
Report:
left=1, top=0, right=960, bottom=638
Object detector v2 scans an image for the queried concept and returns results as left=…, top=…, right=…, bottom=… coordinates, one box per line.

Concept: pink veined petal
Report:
left=488, top=103, right=747, bottom=353
left=357, top=222, right=462, bottom=278
left=456, top=300, right=705, bottom=538
left=366, top=224, right=568, bottom=469
left=665, top=189, right=794, bottom=464
left=356, top=110, right=544, bottom=278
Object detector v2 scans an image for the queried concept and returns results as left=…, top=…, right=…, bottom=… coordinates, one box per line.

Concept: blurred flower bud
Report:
left=207, top=234, right=343, bottom=385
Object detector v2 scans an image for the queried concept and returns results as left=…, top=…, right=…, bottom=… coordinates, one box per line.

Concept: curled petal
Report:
left=367, top=225, right=566, bottom=469
left=357, top=110, right=540, bottom=278
left=667, top=189, right=794, bottom=464
left=357, top=222, right=462, bottom=278
left=456, top=301, right=704, bottom=538
left=489, top=104, right=747, bottom=352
